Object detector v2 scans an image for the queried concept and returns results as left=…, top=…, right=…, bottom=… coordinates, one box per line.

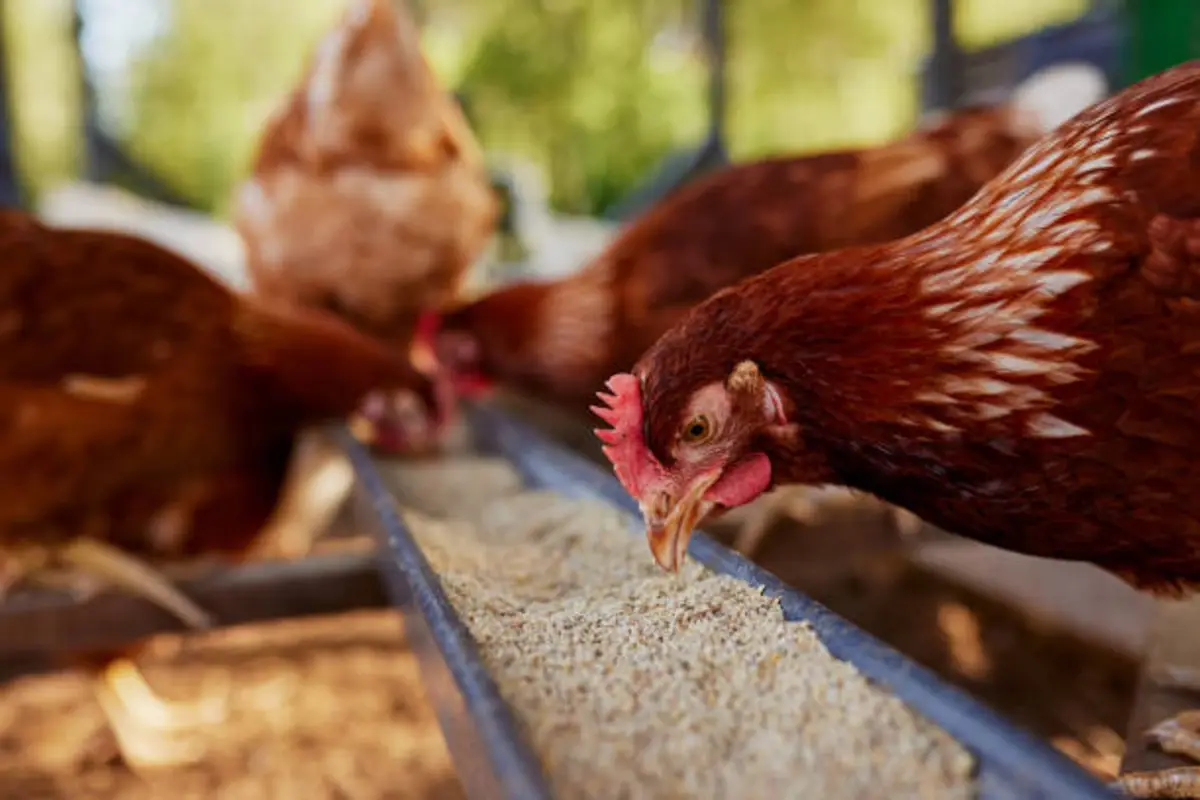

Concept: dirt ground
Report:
left=0, top=487, right=1137, bottom=797
left=0, top=611, right=464, bottom=799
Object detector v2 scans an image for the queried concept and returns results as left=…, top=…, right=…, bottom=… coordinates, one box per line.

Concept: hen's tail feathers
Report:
left=57, top=538, right=213, bottom=629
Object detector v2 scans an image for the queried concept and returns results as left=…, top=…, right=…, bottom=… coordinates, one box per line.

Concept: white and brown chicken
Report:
left=232, top=0, right=498, bottom=555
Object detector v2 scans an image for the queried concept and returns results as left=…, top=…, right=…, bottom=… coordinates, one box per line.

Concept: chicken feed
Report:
left=380, top=456, right=975, bottom=799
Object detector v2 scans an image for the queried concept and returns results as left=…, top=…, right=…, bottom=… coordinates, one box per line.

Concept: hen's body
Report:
left=3, top=227, right=281, bottom=556
left=437, top=104, right=1046, bottom=559
left=232, top=0, right=490, bottom=554
left=0, top=211, right=428, bottom=769
left=616, top=61, right=1200, bottom=797
left=436, top=103, right=1043, bottom=409
left=235, top=0, right=497, bottom=349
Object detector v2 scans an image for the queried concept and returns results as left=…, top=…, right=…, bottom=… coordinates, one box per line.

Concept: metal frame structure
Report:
left=0, top=4, right=24, bottom=207
left=342, top=426, right=554, bottom=800
left=927, top=0, right=965, bottom=111
left=920, top=0, right=1124, bottom=113
left=0, top=551, right=385, bottom=661
left=70, top=0, right=195, bottom=209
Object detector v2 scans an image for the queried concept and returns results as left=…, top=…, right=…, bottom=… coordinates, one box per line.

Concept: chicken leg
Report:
left=46, top=539, right=227, bottom=769
left=1113, top=711, right=1200, bottom=797
left=250, top=428, right=354, bottom=559
left=1112, top=597, right=1200, bottom=798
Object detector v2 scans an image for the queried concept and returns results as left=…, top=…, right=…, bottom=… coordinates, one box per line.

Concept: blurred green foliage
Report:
left=3, top=0, right=1088, bottom=217
left=4, top=0, right=81, bottom=204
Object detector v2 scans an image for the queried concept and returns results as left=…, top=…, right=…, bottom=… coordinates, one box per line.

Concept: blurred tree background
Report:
left=2, top=0, right=1088, bottom=218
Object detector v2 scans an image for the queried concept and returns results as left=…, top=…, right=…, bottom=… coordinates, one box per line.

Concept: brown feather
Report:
left=0, top=213, right=422, bottom=557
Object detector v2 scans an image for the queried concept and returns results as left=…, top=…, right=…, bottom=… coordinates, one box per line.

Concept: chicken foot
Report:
left=1113, top=711, right=1200, bottom=797
left=49, top=539, right=228, bottom=769
left=2, top=537, right=228, bottom=768
left=90, top=655, right=228, bottom=769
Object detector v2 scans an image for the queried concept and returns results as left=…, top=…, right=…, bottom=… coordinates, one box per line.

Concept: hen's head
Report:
left=355, top=374, right=453, bottom=455
left=595, top=360, right=796, bottom=572
left=419, top=281, right=557, bottom=399
left=415, top=309, right=495, bottom=399
left=358, top=312, right=460, bottom=455
left=296, top=0, right=481, bottom=172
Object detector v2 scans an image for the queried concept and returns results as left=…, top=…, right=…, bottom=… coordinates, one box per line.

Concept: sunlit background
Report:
left=5, top=1, right=1200, bottom=796
left=6, top=0, right=1091, bottom=218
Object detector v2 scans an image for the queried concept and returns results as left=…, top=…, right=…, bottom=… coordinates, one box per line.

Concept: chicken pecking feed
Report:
left=595, top=60, right=1200, bottom=798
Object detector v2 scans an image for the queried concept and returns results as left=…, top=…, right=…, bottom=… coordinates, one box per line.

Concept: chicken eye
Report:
left=681, top=415, right=712, bottom=444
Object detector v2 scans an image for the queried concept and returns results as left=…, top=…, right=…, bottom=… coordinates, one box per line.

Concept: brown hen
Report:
left=595, top=61, right=1200, bottom=798
left=233, top=0, right=497, bottom=450
left=0, top=210, right=434, bottom=769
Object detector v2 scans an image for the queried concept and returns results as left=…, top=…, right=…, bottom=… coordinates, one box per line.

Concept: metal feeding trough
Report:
left=341, top=403, right=1117, bottom=800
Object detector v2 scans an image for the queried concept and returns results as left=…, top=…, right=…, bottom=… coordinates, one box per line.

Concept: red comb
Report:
left=415, top=311, right=441, bottom=344
left=591, top=373, right=666, bottom=498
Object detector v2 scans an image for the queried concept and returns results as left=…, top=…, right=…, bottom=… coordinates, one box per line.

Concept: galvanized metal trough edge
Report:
left=466, top=403, right=1119, bottom=800
left=0, top=550, right=387, bottom=660
left=336, top=426, right=553, bottom=800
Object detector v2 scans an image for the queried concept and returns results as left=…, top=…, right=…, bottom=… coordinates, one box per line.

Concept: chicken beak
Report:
left=643, top=471, right=720, bottom=573
left=356, top=389, right=435, bottom=455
